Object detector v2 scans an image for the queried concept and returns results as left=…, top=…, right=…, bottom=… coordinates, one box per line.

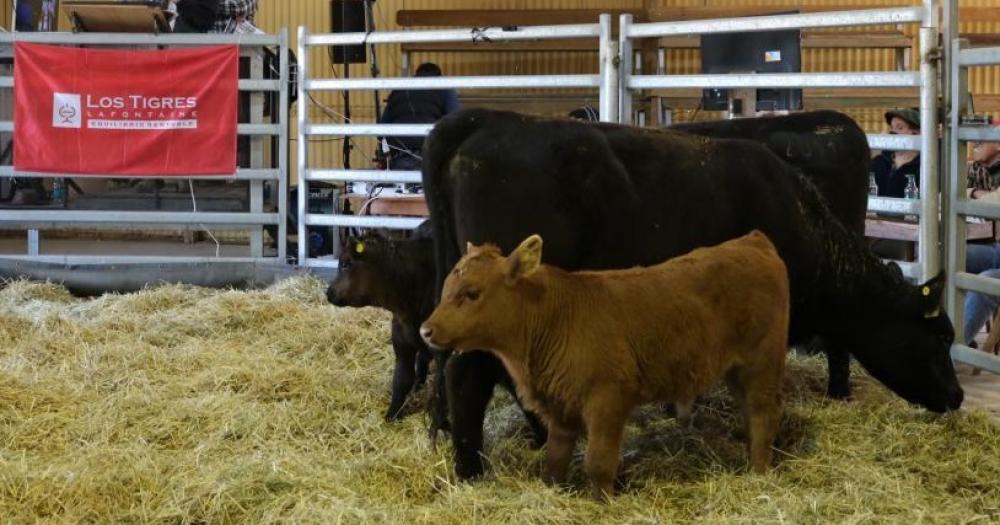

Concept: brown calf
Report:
left=420, top=230, right=789, bottom=500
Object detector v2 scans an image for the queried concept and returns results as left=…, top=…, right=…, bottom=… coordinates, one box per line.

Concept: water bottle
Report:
left=51, top=178, right=66, bottom=206
left=867, top=173, right=878, bottom=217
left=904, top=174, right=919, bottom=200
left=904, top=174, right=918, bottom=222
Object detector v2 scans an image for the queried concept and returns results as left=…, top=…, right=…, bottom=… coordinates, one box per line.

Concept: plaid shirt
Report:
left=968, top=159, right=1000, bottom=193
left=212, top=0, right=258, bottom=33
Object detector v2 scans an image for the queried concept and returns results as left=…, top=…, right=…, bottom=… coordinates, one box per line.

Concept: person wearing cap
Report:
left=967, top=132, right=1000, bottom=201
left=870, top=108, right=921, bottom=198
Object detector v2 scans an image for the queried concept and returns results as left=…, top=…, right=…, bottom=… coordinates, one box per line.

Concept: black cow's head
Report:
left=326, top=234, right=393, bottom=309
left=855, top=271, right=963, bottom=413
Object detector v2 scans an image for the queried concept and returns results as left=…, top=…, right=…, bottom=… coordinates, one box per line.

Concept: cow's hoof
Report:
left=825, top=387, right=852, bottom=400
left=454, top=452, right=486, bottom=481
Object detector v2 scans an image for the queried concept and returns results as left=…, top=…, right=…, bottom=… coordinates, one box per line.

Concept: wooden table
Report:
left=865, top=217, right=995, bottom=242
left=342, top=193, right=429, bottom=218
left=866, top=217, right=996, bottom=261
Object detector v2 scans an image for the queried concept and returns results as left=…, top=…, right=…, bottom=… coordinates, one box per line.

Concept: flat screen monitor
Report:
left=700, top=24, right=803, bottom=112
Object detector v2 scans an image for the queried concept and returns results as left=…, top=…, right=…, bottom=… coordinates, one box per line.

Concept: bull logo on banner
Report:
left=52, top=92, right=81, bottom=129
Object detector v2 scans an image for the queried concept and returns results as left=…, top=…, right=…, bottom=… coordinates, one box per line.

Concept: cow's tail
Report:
left=420, top=110, right=492, bottom=443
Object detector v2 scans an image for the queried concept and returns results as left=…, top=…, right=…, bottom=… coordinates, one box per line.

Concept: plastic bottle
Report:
left=904, top=174, right=919, bottom=222
left=51, top=178, right=66, bottom=206
left=904, top=174, right=919, bottom=200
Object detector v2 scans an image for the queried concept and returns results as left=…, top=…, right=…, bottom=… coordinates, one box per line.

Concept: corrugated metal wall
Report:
left=258, top=0, right=1000, bottom=175
left=1, top=1, right=10, bottom=29
left=0, top=2, right=995, bottom=174
left=257, top=0, right=647, bottom=175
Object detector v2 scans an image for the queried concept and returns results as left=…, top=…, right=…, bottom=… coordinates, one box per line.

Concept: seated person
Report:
left=868, top=108, right=922, bottom=260
left=378, top=62, right=459, bottom=175
left=172, top=0, right=219, bottom=33
left=967, top=136, right=1000, bottom=201
left=871, top=108, right=921, bottom=197
left=212, top=0, right=262, bottom=34
left=954, top=133, right=1000, bottom=345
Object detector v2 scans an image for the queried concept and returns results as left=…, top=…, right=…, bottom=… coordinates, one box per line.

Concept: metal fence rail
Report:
left=620, top=5, right=937, bottom=282
left=296, top=15, right=618, bottom=269
left=0, top=30, right=290, bottom=265
left=943, top=0, right=1000, bottom=373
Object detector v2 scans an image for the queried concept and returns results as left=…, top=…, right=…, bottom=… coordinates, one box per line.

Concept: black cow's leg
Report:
left=428, top=350, right=452, bottom=437
left=499, top=376, right=548, bottom=448
left=386, top=320, right=418, bottom=421
left=414, top=346, right=432, bottom=388
left=447, top=351, right=502, bottom=480
left=825, top=342, right=852, bottom=399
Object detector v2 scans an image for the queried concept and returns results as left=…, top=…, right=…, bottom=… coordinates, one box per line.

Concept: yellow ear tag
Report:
left=922, top=286, right=931, bottom=296
left=355, top=242, right=365, bottom=254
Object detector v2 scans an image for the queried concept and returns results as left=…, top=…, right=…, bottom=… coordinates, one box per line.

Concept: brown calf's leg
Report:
left=745, top=387, right=782, bottom=473
left=583, top=394, right=629, bottom=502
left=543, top=422, right=577, bottom=487
left=740, top=351, right=786, bottom=473
left=675, top=398, right=695, bottom=429
left=724, top=369, right=749, bottom=441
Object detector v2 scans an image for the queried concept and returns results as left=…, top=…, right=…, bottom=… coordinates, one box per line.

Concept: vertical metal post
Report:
left=249, top=48, right=265, bottom=258
left=946, top=38, right=970, bottom=339
left=278, top=27, right=290, bottom=263
left=27, top=229, right=39, bottom=256
left=942, top=0, right=958, bottom=319
left=917, top=23, right=940, bottom=283
left=401, top=50, right=411, bottom=77
left=655, top=46, right=668, bottom=127
left=618, top=14, right=634, bottom=125
left=598, top=13, right=619, bottom=123
left=297, top=26, right=309, bottom=267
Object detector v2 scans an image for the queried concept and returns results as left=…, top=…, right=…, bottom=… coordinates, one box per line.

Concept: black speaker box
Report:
left=330, top=0, right=367, bottom=64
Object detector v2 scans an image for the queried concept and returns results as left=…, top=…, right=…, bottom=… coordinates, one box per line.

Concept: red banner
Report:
left=14, top=43, right=238, bottom=176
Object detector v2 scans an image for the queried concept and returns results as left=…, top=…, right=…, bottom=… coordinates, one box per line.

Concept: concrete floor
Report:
left=958, top=365, right=1000, bottom=421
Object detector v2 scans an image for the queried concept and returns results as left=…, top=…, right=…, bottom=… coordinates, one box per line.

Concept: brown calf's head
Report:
left=421, top=234, right=544, bottom=352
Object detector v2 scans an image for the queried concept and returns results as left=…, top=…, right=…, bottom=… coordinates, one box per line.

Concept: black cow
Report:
left=327, top=222, right=437, bottom=421
left=670, top=110, right=870, bottom=236
left=672, top=111, right=872, bottom=378
left=422, top=109, right=963, bottom=480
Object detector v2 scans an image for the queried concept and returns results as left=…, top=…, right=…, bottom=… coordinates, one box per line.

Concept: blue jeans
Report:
left=964, top=267, right=1000, bottom=344
left=959, top=243, right=1000, bottom=343
left=966, top=242, right=1000, bottom=274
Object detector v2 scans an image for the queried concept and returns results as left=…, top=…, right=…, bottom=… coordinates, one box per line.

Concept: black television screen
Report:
left=700, top=26, right=803, bottom=112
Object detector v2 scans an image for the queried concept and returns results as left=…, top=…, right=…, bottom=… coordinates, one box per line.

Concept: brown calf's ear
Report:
left=466, top=241, right=474, bottom=254
left=506, top=234, right=543, bottom=282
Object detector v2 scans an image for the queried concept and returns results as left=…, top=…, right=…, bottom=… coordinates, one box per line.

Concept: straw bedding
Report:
left=0, top=276, right=997, bottom=524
